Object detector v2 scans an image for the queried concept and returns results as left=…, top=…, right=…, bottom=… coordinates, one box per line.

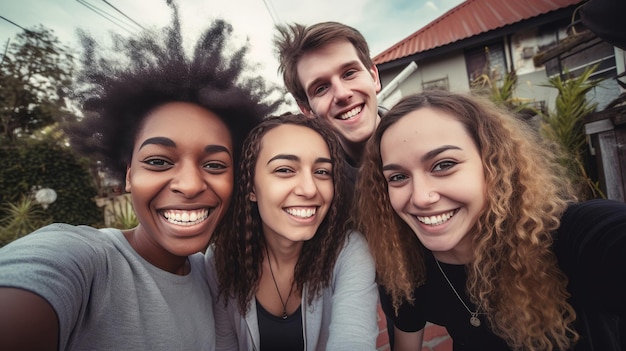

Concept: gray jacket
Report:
left=205, top=232, right=378, bottom=351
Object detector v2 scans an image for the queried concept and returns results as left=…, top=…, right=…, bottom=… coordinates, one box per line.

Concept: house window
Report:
left=422, top=77, right=449, bottom=91
left=544, top=37, right=616, bottom=81
left=465, top=43, right=506, bottom=83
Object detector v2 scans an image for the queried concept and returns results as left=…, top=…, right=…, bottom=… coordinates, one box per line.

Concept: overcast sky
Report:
left=1, top=0, right=465, bottom=84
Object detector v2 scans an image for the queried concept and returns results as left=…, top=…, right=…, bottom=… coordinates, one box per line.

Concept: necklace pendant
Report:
left=470, top=315, right=481, bottom=327
left=282, top=311, right=288, bottom=320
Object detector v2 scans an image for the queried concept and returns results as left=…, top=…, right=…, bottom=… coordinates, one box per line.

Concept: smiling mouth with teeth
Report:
left=162, top=209, right=210, bottom=226
left=417, top=210, right=456, bottom=226
left=285, top=207, right=317, bottom=218
left=338, top=105, right=363, bottom=120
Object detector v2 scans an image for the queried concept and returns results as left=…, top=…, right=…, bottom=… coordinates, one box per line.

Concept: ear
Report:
left=125, top=165, right=132, bottom=193
left=297, top=101, right=315, bottom=118
left=249, top=191, right=257, bottom=202
left=370, top=65, right=382, bottom=93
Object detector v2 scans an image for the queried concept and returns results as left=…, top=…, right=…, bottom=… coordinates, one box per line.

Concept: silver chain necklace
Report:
left=265, top=246, right=294, bottom=320
left=434, top=258, right=482, bottom=327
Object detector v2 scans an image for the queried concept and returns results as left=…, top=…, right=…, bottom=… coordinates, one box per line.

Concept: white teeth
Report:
left=163, top=209, right=209, bottom=226
left=417, top=210, right=455, bottom=226
left=285, top=208, right=316, bottom=218
left=338, top=106, right=362, bottom=120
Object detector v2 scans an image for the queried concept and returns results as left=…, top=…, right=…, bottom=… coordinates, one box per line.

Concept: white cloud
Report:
left=425, top=1, right=439, bottom=11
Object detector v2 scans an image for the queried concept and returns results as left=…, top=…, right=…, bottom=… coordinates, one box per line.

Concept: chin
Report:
left=288, top=232, right=317, bottom=242
left=417, top=237, right=457, bottom=253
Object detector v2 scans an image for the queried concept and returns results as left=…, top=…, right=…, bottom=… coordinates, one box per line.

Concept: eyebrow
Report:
left=382, top=145, right=461, bottom=171
left=421, top=145, right=461, bottom=162
left=139, top=137, right=175, bottom=149
left=205, top=145, right=231, bottom=156
left=139, top=137, right=231, bottom=156
left=267, top=154, right=332, bottom=165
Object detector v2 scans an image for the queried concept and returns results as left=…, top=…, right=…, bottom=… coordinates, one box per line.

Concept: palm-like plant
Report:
left=539, top=65, right=605, bottom=199
left=0, top=196, right=52, bottom=247
left=470, top=47, right=530, bottom=116
left=106, top=195, right=138, bottom=229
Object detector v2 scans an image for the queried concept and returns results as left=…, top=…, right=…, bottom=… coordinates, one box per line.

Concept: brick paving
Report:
left=376, top=302, right=451, bottom=351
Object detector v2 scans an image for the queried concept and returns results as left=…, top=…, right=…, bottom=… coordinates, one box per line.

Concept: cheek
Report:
left=125, top=169, right=158, bottom=194
left=387, top=187, right=408, bottom=213
left=309, top=98, right=328, bottom=116
left=322, top=181, right=334, bottom=201
left=213, top=174, right=234, bottom=200
left=463, top=167, right=487, bottom=202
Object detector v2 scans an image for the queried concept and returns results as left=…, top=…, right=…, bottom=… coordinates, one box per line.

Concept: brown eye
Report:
left=432, top=160, right=456, bottom=172
left=204, top=162, right=229, bottom=173
left=143, top=158, right=171, bottom=167
left=314, top=85, right=329, bottom=96
left=388, top=173, right=408, bottom=183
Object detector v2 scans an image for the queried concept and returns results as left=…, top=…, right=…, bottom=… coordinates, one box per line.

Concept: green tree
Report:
left=0, top=26, right=76, bottom=142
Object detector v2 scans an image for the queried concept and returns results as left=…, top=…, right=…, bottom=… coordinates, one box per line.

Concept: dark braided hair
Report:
left=214, top=113, right=353, bottom=314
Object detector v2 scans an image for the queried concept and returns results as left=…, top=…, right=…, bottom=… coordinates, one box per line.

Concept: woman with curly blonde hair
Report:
left=355, top=90, right=626, bottom=350
left=207, top=114, right=378, bottom=350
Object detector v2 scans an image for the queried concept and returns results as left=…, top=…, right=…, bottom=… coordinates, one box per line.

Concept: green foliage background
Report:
left=0, top=138, right=103, bottom=227
left=539, top=66, right=605, bottom=200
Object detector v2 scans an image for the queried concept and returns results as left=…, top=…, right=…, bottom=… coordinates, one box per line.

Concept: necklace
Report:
left=434, top=258, right=482, bottom=327
left=265, top=246, right=295, bottom=319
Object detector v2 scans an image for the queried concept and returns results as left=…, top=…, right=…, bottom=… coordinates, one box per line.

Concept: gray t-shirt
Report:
left=0, top=223, right=215, bottom=350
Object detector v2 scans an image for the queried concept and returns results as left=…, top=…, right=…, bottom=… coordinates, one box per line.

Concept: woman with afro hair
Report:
left=0, top=3, right=280, bottom=350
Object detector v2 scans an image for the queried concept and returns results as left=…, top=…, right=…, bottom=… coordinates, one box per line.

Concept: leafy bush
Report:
left=0, top=138, right=103, bottom=230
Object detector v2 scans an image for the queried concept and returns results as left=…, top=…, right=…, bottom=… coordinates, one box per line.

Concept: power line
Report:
left=0, top=15, right=32, bottom=33
left=77, top=0, right=140, bottom=34
left=101, top=0, right=145, bottom=31
left=0, top=15, right=71, bottom=60
left=76, top=0, right=143, bottom=34
left=262, top=0, right=281, bottom=25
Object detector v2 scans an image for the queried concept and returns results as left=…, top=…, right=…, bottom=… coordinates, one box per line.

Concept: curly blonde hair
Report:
left=355, top=90, right=579, bottom=350
left=213, top=114, right=352, bottom=315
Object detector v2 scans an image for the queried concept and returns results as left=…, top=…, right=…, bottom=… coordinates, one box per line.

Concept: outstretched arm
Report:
left=0, top=288, right=59, bottom=351
left=393, top=327, right=424, bottom=351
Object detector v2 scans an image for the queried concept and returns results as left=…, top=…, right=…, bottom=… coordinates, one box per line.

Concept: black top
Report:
left=380, top=199, right=626, bottom=351
left=343, top=106, right=389, bottom=187
left=256, top=299, right=304, bottom=351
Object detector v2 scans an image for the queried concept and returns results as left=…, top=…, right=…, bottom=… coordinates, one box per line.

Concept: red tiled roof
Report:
left=373, top=0, right=583, bottom=65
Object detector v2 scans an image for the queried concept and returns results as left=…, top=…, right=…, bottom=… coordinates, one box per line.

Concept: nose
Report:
left=410, top=176, right=439, bottom=208
left=294, top=173, right=318, bottom=198
left=331, top=79, right=353, bottom=104
left=170, top=163, right=207, bottom=198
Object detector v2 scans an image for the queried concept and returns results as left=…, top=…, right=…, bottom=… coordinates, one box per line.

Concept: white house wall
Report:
left=377, top=28, right=624, bottom=113
left=378, top=51, right=470, bottom=108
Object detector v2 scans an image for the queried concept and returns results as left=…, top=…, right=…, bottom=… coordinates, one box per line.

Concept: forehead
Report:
left=296, top=40, right=364, bottom=83
left=259, top=124, right=329, bottom=157
left=381, top=108, right=473, bottom=156
left=136, top=102, right=232, bottom=148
